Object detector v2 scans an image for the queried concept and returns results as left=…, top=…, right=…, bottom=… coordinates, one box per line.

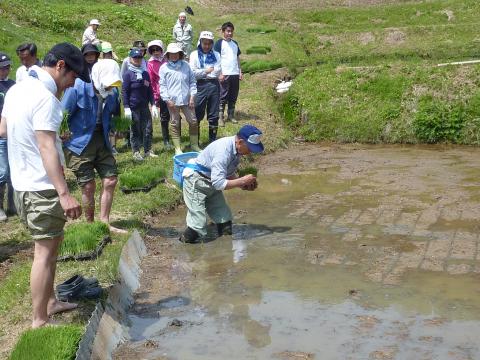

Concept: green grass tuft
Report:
left=0, top=262, right=30, bottom=316
left=60, top=222, right=110, bottom=257
left=10, top=324, right=83, bottom=360
left=119, top=165, right=166, bottom=189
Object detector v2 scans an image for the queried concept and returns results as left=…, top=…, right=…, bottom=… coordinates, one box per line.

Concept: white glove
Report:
left=124, top=107, right=132, bottom=120
left=151, top=106, right=159, bottom=119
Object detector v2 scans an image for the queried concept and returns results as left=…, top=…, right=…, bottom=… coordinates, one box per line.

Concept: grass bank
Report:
left=280, top=61, right=480, bottom=144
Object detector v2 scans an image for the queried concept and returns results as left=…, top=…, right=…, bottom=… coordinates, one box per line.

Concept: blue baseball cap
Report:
left=0, top=52, right=11, bottom=68
left=129, top=47, right=144, bottom=58
left=237, top=125, right=264, bottom=153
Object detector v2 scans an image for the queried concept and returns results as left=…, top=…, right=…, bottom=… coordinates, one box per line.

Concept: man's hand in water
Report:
left=242, top=178, right=258, bottom=191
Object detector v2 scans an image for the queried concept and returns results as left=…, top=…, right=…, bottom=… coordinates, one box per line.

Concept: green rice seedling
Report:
left=60, top=221, right=110, bottom=257
left=241, top=60, right=283, bottom=73
left=246, top=27, right=276, bottom=34
left=246, top=46, right=272, bottom=55
left=119, top=165, right=166, bottom=189
left=251, top=45, right=272, bottom=52
left=10, top=324, right=83, bottom=360
left=246, top=48, right=268, bottom=55
left=112, top=116, right=132, bottom=133
left=60, top=111, right=70, bottom=136
left=238, top=166, right=258, bottom=177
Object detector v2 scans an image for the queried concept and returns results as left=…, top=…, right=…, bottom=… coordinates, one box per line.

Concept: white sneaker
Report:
left=145, top=151, right=158, bottom=158
left=133, top=151, right=144, bottom=161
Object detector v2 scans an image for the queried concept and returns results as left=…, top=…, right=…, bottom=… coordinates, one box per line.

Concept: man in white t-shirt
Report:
left=0, top=42, right=89, bottom=328
left=214, top=22, right=242, bottom=126
left=15, top=43, right=42, bottom=82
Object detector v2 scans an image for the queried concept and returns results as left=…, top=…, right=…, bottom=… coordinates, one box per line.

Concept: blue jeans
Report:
left=0, top=138, right=9, bottom=185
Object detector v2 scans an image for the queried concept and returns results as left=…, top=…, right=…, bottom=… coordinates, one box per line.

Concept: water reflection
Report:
left=129, top=292, right=480, bottom=360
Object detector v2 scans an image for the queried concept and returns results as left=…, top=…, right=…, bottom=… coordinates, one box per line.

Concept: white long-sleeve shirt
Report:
left=195, top=136, right=240, bottom=190
left=82, top=26, right=100, bottom=46
left=159, top=61, right=196, bottom=106
left=189, top=50, right=221, bottom=80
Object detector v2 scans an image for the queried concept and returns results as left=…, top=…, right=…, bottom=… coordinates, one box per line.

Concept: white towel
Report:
left=91, top=59, right=122, bottom=98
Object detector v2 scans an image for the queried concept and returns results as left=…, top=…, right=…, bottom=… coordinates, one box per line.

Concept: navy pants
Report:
left=195, top=79, right=220, bottom=128
left=130, top=104, right=153, bottom=153
left=219, top=75, right=240, bottom=108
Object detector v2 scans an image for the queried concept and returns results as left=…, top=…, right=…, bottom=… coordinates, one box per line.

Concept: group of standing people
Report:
left=81, top=13, right=244, bottom=157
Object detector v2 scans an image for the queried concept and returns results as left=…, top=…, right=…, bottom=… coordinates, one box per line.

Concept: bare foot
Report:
left=47, top=299, right=78, bottom=316
left=109, top=225, right=128, bottom=234
left=32, top=319, right=60, bottom=329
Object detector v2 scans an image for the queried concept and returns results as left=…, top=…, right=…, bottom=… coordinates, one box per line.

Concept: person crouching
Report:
left=180, top=125, right=264, bottom=244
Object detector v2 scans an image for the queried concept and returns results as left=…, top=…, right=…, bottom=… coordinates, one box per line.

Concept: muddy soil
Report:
left=114, top=143, right=480, bottom=360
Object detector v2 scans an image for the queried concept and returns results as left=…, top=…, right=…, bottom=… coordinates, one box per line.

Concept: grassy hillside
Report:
left=0, top=0, right=173, bottom=66
left=272, top=0, right=480, bottom=143
left=281, top=63, right=480, bottom=144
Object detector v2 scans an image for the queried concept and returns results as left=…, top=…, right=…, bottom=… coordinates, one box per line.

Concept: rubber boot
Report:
left=227, top=104, right=237, bottom=124
left=161, top=121, right=172, bottom=150
left=179, top=227, right=200, bottom=244
left=218, top=103, right=226, bottom=127
left=209, top=126, right=218, bottom=143
left=0, top=184, right=6, bottom=222
left=6, top=183, right=16, bottom=216
left=170, top=124, right=183, bottom=155
left=189, top=124, right=201, bottom=152
left=217, top=220, right=233, bottom=236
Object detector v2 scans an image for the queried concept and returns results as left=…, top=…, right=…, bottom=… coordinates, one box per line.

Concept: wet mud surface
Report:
left=114, top=144, right=480, bottom=360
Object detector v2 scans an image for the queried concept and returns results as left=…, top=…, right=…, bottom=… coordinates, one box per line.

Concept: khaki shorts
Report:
left=14, top=189, right=66, bottom=240
left=65, top=130, right=118, bottom=186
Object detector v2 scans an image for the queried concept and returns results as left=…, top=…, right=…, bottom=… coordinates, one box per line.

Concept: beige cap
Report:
left=165, top=43, right=184, bottom=55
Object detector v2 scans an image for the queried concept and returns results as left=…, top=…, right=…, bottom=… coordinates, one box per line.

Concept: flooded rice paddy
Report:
left=114, top=144, right=480, bottom=360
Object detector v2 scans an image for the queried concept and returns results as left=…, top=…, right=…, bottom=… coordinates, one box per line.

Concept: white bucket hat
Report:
left=199, top=31, right=214, bottom=41
left=90, top=19, right=101, bottom=26
left=178, top=12, right=187, bottom=18
left=147, top=40, right=165, bottom=54
left=165, top=43, right=184, bottom=56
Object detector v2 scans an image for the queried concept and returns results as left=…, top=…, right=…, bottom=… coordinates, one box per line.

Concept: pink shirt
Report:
left=147, top=57, right=167, bottom=102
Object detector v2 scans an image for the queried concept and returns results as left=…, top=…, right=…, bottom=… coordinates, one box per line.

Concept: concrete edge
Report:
left=75, top=230, right=147, bottom=360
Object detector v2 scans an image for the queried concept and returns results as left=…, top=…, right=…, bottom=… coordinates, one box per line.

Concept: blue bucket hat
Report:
left=129, top=47, right=144, bottom=58
left=237, top=125, right=264, bottom=153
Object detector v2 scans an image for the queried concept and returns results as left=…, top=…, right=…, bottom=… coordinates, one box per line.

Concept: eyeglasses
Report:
left=150, top=47, right=162, bottom=52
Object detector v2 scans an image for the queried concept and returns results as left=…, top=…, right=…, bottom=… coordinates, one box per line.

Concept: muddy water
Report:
left=114, top=144, right=480, bottom=360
